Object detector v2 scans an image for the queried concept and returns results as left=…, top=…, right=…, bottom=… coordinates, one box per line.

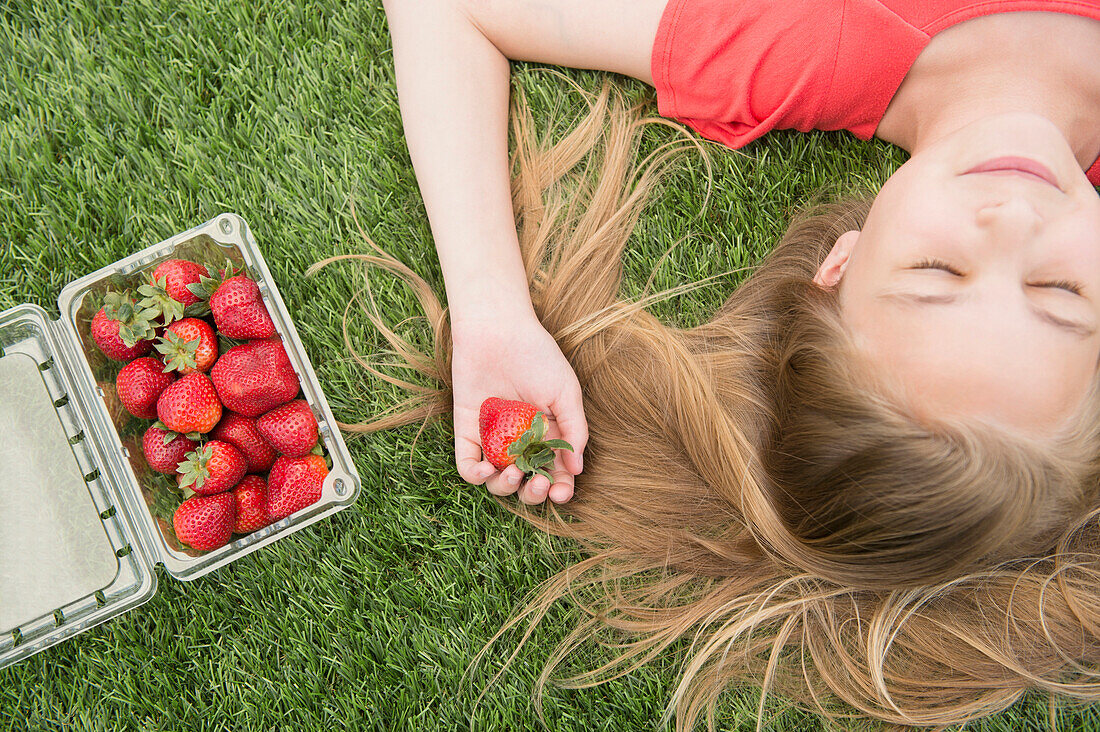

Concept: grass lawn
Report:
left=2, top=0, right=1097, bottom=729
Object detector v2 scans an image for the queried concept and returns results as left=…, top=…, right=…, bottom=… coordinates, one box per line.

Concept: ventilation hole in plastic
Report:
left=69, top=431, right=85, bottom=445
left=94, top=591, right=106, bottom=607
left=84, top=469, right=100, bottom=483
left=219, top=218, right=233, bottom=235
left=115, top=545, right=132, bottom=558
left=38, top=358, right=53, bottom=371
left=54, top=610, right=64, bottom=627
left=53, top=394, right=69, bottom=408
left=12, top=628, right=22, bottom=646
left=99, top=505, right=116, bottom=520
left=334, top=478, right=347, bottom=496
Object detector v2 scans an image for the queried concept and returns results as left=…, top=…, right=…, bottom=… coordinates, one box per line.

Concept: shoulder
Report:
left=653, top=0, right=849, bottom=147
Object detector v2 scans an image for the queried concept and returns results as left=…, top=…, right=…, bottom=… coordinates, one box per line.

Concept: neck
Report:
left=877, top=14, right=1100, bottom=170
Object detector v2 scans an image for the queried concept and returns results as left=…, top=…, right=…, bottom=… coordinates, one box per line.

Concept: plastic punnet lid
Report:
left=0, top=304, right=156, bottom=670
left=0, top=352, right=119, bottom=631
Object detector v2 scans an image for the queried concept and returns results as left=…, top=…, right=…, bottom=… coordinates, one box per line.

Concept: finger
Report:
left=486, top=464, right=525, bottom=497
left=547, top=455, right=575, bottom=504
left=520, top=451, right=575, bottom=504
left=549, top=386, right=588, bottom=475
left=518, top=472, right=551, bottom=505
left=455, top=426, right=494, bottom=485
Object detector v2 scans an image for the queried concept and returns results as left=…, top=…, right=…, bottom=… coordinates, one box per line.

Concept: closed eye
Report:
left=1033, top=279, right=1084, bottom=296
left=911, top=257, right=963, bottom=276
left=910, top=258, right=1084, bottom=295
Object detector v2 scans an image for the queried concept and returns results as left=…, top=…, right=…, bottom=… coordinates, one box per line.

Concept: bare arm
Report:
left=382, top=0, right=665, bottom=318
left=382, top=0, right=666, bottom=503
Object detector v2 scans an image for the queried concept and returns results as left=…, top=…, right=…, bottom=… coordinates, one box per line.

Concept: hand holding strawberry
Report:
left=479, top=397, right=573, bottom=481
left=451, top=309, right=587, bottom=505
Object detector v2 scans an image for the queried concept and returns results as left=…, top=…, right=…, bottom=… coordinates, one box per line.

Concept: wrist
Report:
left=447, top=275, right=535, bottom=319
left=450, top=292, right=538, bottom=334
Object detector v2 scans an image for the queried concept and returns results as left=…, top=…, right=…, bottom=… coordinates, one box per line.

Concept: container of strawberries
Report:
left=0, top=213, right=361, bottom=671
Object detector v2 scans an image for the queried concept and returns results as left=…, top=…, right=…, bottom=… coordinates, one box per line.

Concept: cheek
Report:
left=865, top=176, right=962, bottom=252
left=1051, top=221, right=1100, bottom=279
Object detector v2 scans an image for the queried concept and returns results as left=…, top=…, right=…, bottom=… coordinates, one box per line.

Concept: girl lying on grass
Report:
left=316, top=0, right=1100, bottom=728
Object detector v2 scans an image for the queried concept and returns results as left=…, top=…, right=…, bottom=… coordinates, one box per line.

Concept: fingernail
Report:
left=508, top=474, right=520, bottom=487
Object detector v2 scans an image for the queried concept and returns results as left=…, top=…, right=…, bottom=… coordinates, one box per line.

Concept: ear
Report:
left=813, top=230, right=860, bottom=288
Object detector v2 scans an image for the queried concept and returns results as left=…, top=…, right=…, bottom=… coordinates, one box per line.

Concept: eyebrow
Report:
left=875, top=291, right=1098, bottom=338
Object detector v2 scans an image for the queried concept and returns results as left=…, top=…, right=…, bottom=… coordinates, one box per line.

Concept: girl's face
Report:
left=816, top=113, right=1100, bottom=436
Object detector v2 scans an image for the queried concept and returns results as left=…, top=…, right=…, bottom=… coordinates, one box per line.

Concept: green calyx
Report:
left=137, top=275, right=185, bottom=327
left=506, top=411, right=574, bottom=481
left=152, top=421, right=202, bottom=444
left=176, top=444, right=214, bottom=491
left=103, top=290, right=157, bottom=347
left=184, top=260, right=239, bottom=317
left=155, top=330, right=202, bottom=373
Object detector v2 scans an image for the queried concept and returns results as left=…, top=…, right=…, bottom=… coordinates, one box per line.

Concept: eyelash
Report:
left=911, top=258, right=1085, bottom=296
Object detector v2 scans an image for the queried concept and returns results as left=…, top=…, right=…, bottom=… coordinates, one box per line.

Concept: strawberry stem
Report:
left=507, top=411, right=574, bottom=478
left=155, top=330, right=201, bottom=373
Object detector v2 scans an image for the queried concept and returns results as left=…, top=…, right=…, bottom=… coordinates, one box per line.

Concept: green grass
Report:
left=0, top=1, right=1095, bottom=730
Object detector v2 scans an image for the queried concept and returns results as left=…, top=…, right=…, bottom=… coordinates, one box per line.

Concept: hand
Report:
left=451, top=308, right=587, bottom=504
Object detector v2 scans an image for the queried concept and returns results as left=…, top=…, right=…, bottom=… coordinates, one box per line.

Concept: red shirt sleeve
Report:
left=650, top=0, right=931, bottom=147
left=650, top=0, right=849, bottom=149
left=650, top=0, right=1100, bottom=185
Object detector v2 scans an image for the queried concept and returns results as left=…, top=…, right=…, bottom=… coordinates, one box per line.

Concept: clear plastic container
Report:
left=0, top=213, right=361, bottom=670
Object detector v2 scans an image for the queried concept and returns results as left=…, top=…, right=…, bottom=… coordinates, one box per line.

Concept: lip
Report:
left=962, top=156, right=1063, bottom=191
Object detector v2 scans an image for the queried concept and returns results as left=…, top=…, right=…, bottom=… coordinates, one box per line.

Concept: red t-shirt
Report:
left=650, top=0, right=1100, bottom=186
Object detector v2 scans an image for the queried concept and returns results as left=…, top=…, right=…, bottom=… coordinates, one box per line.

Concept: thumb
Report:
left=549, top=386, right=588, bottom=475
left=454, top=413, right=495, bottom=485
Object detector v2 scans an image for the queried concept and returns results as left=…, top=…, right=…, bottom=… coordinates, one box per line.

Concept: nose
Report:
left=975, top=195, right=1043, bottom=237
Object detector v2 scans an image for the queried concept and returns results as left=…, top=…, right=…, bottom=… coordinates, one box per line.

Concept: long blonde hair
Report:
left=310, top=76, right=1100, bottom=729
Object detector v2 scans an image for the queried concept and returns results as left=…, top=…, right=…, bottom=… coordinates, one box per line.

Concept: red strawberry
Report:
left=255, top=400, right=318, bottom=457
left=478, top=397, right=574, bottom=481
left=173, top=492, right=237, bottom=551
left=232, top=475, right=270, bottom=534
left=208, top=275, right=276, bottom=339
left=90, top=291, right=156, bottom=360
left=116, top=357, right=176, bottom=419
left=210, top=412, right=277, bottom=472
left=142, top=425, right=197, bottom=474
left=157, top=372, right=223, bottom=433
left=266, top=454, right=328, bottom=520
left=155, top=317, right=218, bottom=374
left=177, top=440, right=247, bottom=495
left=210, top=338, right=300, bottom=417
left=151, top=259, right=206, bottom=308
